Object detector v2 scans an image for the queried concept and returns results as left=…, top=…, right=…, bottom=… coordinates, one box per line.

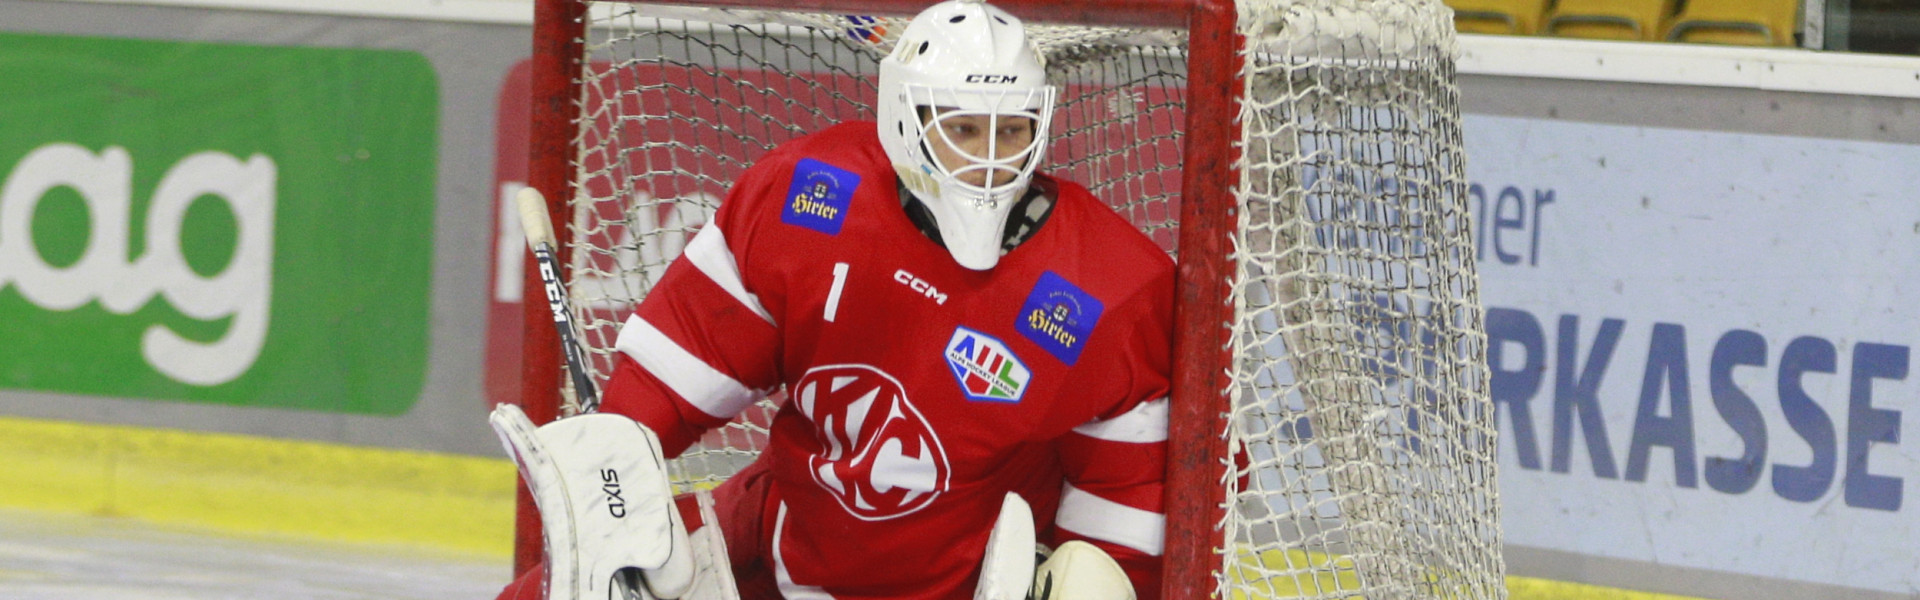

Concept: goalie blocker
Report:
left=490, top=405, right=735, bottom=600
left=491, top=405, right=1133, bottom=600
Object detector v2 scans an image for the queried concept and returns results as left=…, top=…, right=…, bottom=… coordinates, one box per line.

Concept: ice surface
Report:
left=0, top=508, right=510, bottom=600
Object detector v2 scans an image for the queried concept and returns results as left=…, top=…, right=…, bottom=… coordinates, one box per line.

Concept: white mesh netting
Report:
left=550, top=1, right=1501, bottom=597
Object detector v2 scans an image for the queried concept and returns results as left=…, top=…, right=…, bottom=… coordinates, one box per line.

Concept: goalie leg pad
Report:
left=679, top=490, right=743, bottom=600
left=618, top=488, right=743, bottom=600
left=975, top=492, right=1036, bottom=600
left=1031, top=541, right=1135, bottom=600
left=489, top=404, right=695, bottom=600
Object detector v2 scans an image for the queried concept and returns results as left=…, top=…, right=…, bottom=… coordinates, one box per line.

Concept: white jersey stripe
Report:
left=615, top=314, right=760, bottom=419
left=684, top=223, right=775, bottom=325
left=1056, top=483, right=1165, bottom=557
left=1070, top=397, right=1169, bottom=443
left=774, top=501, right=837, bottom=599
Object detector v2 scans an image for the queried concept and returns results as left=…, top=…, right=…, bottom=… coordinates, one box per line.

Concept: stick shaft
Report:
left=518, top=187, right=601, bottom=412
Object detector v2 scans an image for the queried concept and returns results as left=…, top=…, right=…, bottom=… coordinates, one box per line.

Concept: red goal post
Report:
left=520, top=0, right=1502, bottom=598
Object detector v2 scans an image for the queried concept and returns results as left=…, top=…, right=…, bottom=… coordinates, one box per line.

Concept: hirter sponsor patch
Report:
left=944, top=327, right=1031, bottom=403
left=781, top=158, right=859, bottom=235
left=1016, top=271, right=1104, bottom=365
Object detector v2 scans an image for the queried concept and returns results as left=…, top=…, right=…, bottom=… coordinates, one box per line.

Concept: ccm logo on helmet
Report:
left=965, top=74, right=1019, bottom=84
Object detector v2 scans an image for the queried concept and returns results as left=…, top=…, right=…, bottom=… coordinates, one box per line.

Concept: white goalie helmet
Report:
left=878, top=0, right=1056, bottom=270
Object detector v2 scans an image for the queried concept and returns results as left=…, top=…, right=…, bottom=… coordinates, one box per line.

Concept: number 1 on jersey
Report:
left=825, top=262, right=850, bottom=322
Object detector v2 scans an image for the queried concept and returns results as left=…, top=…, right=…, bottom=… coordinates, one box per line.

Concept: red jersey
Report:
left=600, top=122, right=1172, bottom=600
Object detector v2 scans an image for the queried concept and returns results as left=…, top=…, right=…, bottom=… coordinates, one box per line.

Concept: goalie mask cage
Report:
left=519, top=0, right=1505, bottom=598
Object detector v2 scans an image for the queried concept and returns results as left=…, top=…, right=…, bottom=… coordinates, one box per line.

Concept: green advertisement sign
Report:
left=0, top=33, right=438, bottom=414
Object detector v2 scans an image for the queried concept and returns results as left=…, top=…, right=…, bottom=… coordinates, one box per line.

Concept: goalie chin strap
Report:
left=491, top=404, right=740, bottom=600
left=900, top=177, right=1056, bottom=258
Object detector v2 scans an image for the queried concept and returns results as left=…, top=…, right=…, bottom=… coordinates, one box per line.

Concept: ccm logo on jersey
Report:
left=1016, top=271, right=1105, bottom=365
left=796, top=364, right=951, bottom=520
left=893, top=269, right=948, bottom=304
left=781, top=157, right=860, bottom=235
left=944, top=327, right=1031, bottom=403
left=965, top=74, right=1018, bottom=84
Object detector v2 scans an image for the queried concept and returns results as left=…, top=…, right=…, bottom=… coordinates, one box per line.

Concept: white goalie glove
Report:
left=1029, top=541, right=1135, bottom=600
left=974, top=492, right=1135, bottom=600
left=491, top=404, right=727, bottom=600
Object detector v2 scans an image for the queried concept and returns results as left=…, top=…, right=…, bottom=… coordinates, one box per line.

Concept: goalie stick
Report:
left=516, top=186, right=601, bottom=413
left=507, top=188, right=706, bottom=600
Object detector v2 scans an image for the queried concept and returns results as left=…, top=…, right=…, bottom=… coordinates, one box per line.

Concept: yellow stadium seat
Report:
left=1544, top=0, right=1678, bottom=41
left=1446, top=0, right=1552, bottom=35
left=1665, top=0, right=1799, bottom=46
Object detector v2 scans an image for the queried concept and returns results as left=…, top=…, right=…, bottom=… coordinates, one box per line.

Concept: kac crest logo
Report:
left=944, top=326, right=1031, bottom=403
left=1016, top=271, right=1105, bottom=365
left=795, top=364, right=949, bottom=520
left=781, top=157, right=859, bottom=235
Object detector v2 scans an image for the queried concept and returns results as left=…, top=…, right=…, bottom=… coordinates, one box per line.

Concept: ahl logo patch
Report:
left=781, top=157, right=859, bottom=235
left=944, top=327, right=1031, bottom=403
left=1016, top=271, right=1105, bottom=365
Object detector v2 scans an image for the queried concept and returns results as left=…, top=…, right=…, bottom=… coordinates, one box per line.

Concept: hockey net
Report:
left=525, top=0, right=1502, bottom=597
